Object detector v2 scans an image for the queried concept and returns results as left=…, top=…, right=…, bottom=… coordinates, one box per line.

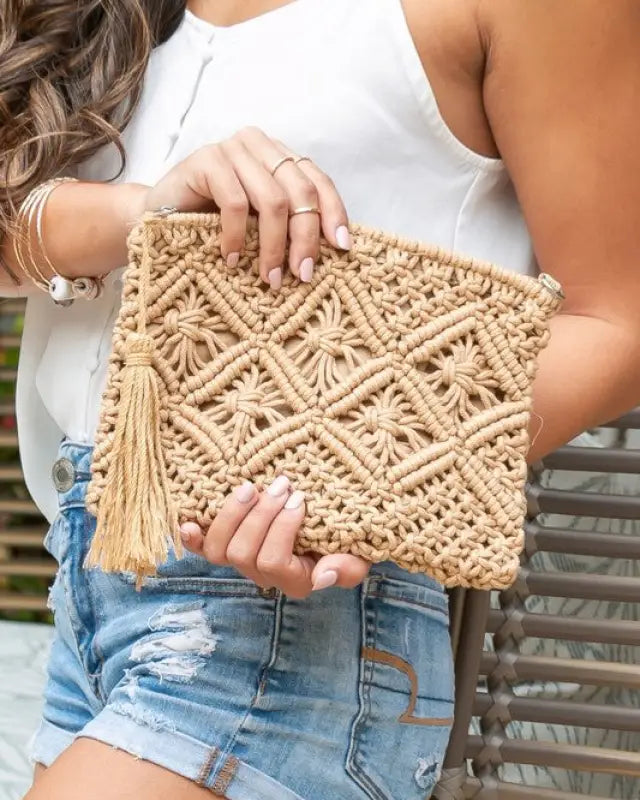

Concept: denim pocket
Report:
left=346, top=575, right=454, bottom=800
left=115, top=550, right=274, bottom=598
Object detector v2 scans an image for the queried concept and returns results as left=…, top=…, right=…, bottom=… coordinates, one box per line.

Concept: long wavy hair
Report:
left=0, top=0, right=186, bottom=239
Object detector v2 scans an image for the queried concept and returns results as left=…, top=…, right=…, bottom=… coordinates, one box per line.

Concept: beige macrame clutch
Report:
left=85, top=212, right=562, bottom=590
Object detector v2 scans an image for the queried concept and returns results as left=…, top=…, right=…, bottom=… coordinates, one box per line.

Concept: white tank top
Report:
left=17, top=0, right=537, bottom=522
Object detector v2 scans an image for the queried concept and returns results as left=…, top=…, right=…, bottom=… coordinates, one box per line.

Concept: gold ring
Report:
left=270, top=155, right=295, bottom=176
left=289, top=206, right=320, bottom=217
left=293, top=156, right=312, bottom=165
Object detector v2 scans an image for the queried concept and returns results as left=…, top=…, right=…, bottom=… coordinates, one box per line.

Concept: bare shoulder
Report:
left=477, top=0, right=640, bottom=163
left=479, top=0, right=640, bottom=89
left=480, top=0, right=640, bottom=63
left=477, top=0, right=640, bottom=319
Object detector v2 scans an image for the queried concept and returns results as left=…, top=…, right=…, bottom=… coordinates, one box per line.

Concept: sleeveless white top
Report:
left=13, top=0, right=537, bottom=522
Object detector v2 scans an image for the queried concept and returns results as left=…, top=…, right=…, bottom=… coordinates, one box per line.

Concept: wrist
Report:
left=44, top=180, right=151, bottom=280
left=114, top=182, right=151, bottom=232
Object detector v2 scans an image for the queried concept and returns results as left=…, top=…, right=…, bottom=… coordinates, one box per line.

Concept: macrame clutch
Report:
left=86, top=212, right=562, bottom=590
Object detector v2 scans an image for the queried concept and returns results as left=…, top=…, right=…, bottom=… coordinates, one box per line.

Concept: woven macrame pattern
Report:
left=87, top=214, right=561, bottom=590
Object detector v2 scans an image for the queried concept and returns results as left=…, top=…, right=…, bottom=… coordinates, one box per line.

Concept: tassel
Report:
left=86, top=332, right=181, bottom=586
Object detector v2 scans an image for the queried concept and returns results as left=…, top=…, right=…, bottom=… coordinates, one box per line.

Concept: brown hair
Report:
left=0, top=0, right=186, bottom=239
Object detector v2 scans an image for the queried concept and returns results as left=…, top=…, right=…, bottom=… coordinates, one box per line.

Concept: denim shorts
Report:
left=30, top=441, right=455, bottom=800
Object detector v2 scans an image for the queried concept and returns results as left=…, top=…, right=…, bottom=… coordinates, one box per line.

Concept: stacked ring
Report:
left=289, top=206, right=321, bottom=218
left=270, top=155, right=295, bottom=176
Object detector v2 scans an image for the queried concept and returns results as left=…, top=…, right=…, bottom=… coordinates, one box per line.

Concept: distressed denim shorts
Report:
left=30, top=441, right=455, bottom=800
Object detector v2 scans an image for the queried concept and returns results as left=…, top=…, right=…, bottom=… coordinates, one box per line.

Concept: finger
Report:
left=224, top=475, right=292, bottom=584
left=272, top=140, right=351, bottom=252
left=287, top=203, right=320, bottom=283
left=179, top=521, right=205, bottom=555
left=221, top=137, right=288, bottom=286
left=201, top=480, right=258, bottom=565
left=275, top=164, right=320, bottom=281
left=296, top=160, right=351, bottom=252
left=285, top=554, right=317, bottom=597
left=311, top=554, right=371, bottom=591
left=255, top=490, right=314, bottom=597
left=240, top=130, right=321, bottom=281
left=197, top=145, right=249, bottom=265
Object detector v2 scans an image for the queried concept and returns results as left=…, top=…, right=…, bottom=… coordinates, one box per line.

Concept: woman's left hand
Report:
left=179, top=476, right=370, bottom=598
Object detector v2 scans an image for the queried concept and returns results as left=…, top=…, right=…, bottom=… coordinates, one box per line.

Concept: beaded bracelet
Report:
left=13, top=178, right=104, bottom=306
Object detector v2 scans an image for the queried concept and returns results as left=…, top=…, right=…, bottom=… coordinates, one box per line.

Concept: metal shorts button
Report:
left=52, top=457, right=75, bottom=492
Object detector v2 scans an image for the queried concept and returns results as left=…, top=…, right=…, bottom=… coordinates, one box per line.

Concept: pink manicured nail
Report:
left=312, top=569, right=338, bottom=591
left=235, top=481, right=255, bottom=503
left=227, top=252, right=240, bottom=268
left=335, top=225, right=351, bottom=250
left=284, top=490, right=305, bottom=510
left=268, top=267, right=282, bottom=289
left=299, top=257, right=314, bottom=282
left=180, top=522, right=201, bottom=539
left=267, top=475, right=290, bottom=497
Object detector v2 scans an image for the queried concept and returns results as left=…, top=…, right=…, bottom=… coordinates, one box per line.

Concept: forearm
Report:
left=0, top=181, right=148, bottom=289
left=528, top=314, right=640, bottom=462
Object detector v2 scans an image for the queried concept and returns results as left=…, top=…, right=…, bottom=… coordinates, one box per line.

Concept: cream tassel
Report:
left=86, top=222, right=181, bottom=585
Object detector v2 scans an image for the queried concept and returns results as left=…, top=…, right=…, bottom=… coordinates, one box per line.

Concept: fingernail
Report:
left=180, top=522, right=201, bottom=540
left=235, top=481, right=255, bottom=503
left=336, top=225, right=351, bottom=250
left=266, top=475, right=290, bottom=497
left=299, top=257, right=314, bottom=283
left=312, top=569, right=338, bottom=591
left=284, top=489, right=305, bottom=510
left=227, top=252, right=240, bottom=268
left=268, top=267, right=282, bottom=290
left=180, top=530, right=192, bottom=544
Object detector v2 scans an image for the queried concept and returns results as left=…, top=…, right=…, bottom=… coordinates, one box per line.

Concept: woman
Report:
left=2, top=1, right=639, bottom=798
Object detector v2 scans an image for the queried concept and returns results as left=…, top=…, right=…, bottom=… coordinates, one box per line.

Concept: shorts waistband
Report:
left=52, top=440, right=94, bottom=507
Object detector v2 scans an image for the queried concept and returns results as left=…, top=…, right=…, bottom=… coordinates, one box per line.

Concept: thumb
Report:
left=178, top=521, right=205, bottom=556
left=311, top=554, right=371, bottom=592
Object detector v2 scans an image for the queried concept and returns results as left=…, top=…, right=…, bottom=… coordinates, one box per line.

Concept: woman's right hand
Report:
left=180, top=476, right=371, bottom=599
left=141, top=126, right=351, bottom=288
